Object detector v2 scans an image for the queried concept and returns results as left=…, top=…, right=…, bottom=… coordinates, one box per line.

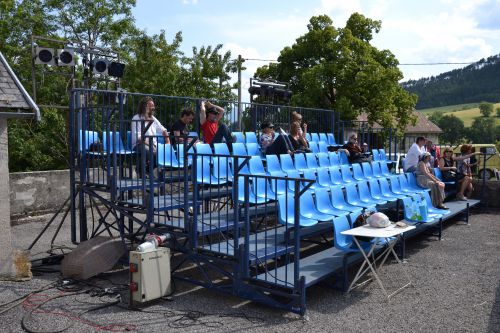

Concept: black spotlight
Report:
left=108, top=61, right=125, bottom=78
left=34, top=47, right=55, bottom=65
left=57, top=49, right=75, bottom=66
left=92, top=58, right=109, bottom=75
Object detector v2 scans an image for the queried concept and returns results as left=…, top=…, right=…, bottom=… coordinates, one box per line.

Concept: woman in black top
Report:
left=288, top=122, right=310, bottom=153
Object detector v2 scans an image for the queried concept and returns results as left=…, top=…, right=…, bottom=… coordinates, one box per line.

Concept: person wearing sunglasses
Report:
left=341, top=132, right=370, bottom=164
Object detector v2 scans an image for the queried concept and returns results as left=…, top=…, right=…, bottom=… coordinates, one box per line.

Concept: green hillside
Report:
left=418, top=103, right=500, bottom=127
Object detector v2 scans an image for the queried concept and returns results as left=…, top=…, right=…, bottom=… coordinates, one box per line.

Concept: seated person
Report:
left=438, top=147, right=477, bottom=201
left=416, top=152, right=447, bottom=209
left=340, top=132, right=371, bottom=164
left=259, top=121, right=293, bottom=156
left=171, top=107, right=195, bottom=145
left=404, top=136, right=426, bottom=173
left=456, top=144, right=480, bottom=199
left=291, top=111, right=308, bottom=141
left=288, top=122, right=310, bottom=153
left=131, top=96, right=170, bottom=175
left=200, top=100, right=234, bottom=148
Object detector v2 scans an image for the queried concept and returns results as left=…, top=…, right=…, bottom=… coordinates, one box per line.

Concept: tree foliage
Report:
left=3, top=0, right=238, bottom=172
left=436, top=114, right=465, bottom=145
left=479, top=101, right=494, bottom=117
left=466, top=117, right=500, bottom=143
left=254, top=14, right=417, bottom=134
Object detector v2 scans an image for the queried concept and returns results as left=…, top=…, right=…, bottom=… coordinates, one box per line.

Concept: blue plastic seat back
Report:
left=379, top=178, right=399, bottom=197
left=195, top=156, right=212, bottom=184
left=286, top=169, right=302, bottom=192
left=317, top=153, right=330, bottom=168
left=245, top=132, right=258, bottom=144
left=157, top=143, right=180, bottom=167
left=340, top=164, right=355, bottom=183
left=371, top=161, right=383, bottom=177
left=305, top=132, right=312, bottom=142
left=294, top=153, right=308, bottom=171
left=79, top=130, right=99, bottom=152
left=338, top=150, right=350, bottom=165
left=233, top=132, right=245, bottom=143
left=305, top=153, right=320, bottom=169
left=232, top=142, right=247, bottom=156
left=378, top=149, right=388, bottom=161
left=103, top=131, right=130, bottom=153
left=333, top=215, right=355, bottom=251
left=372, top=149, right=380, bottom=161
left=358, top=181, right=379, bottom=203
left=278, top=194, right=295, bottom=224
left=318, top=133, right=328, bottom=143
left=361, top=162, right=374, bottom=179
left=330, top=185, right=348, bottom=207
left=315, top=187, right=333, bottom=212
left=246, top=143, right=261, bottom=157
left=329, top=167, right=343, bottom=185
left=345, top=183, right=361, bottom=204
left=175, top=143, right=193, bottom=166
left=327, top=133, right=337, bottom=146
left=368, top=179, right=383, bottom=198
left=214, top=142, right=231, bottom=156
left=317, top=168, right=333, bottom=187
left=389, top=176, right=404, bottom=194
left=248, top=156, right=267, bottom=175
left=398, top=174, right=413, bottom=191
left=126, top=131, right=132, bottom=150
left=328, top=151, right=340, bottom=166
left=266, top=154, right=282, bottom=173
left=352, top=163, right=366, bottom=181
left=280, top=154, right=296, bottom=173
left=406, top=172, right=419, bottom=188
left=310, top=133, right=319, bottom=142
left=318, top=141, right=328, bottom=153
left=380, top=160, right=391, bottom=175
left=433, top=167, right=443, bottom=180
left=303, top=169, right=318, bottom=186
left=196, top=143, right=213, bottom=156
left=309, top=141, right=319, bottom=154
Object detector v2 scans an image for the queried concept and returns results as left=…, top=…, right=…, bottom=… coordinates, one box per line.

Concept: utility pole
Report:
left=237, top=55, right=244, bottom=131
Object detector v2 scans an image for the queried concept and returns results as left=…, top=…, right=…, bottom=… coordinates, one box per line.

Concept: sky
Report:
left=132, top=0, right=500, bottom=94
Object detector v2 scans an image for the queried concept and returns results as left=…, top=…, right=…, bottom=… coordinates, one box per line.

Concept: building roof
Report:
left=0, top=52, right=40, bottom=120
left=356, top=111, right=442, bottom=134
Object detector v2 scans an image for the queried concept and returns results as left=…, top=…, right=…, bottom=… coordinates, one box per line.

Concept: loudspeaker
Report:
left=108, top=61, right=125, bottom=78
left=57, top=49, right=75, bottom=66
left=92, top=58, right=109, bottom=75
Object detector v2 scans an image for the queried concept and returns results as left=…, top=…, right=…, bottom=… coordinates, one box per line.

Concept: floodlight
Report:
left=92, top=58, right=109, bottom=75
left=34, top=47, right=55, bottom=65
left=57, top=49, right=75, bottom=66
left=108, top=61, right=125, bottom=78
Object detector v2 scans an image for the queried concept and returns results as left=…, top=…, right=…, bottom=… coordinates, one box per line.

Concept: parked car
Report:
left=453, top=144, right=500, bottom=180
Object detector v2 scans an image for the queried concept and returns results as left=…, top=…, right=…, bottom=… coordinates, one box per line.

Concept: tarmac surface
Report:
left=0, top=209, right=499, bottom=333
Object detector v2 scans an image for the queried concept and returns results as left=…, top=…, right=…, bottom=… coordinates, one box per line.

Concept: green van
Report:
left=453, top=144, right=500, bottom=180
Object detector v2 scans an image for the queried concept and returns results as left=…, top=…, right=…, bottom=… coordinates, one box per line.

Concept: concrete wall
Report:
left=10, top=169, right=70, bottom=218
left=0, top=119, right=12, bottom=262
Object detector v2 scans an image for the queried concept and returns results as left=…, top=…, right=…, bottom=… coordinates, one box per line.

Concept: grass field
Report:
left=418, top=103, right=500, bottom=127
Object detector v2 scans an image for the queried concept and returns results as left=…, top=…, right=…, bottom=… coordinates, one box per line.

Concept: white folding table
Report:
left=341, top=223, right=416, bottom=299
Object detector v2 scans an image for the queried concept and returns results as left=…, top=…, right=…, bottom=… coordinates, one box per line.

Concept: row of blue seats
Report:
left=233, top=131, right=342, bottom=147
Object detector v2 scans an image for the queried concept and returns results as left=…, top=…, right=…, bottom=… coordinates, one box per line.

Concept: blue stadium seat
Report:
left=378, top=178, right=407, bottom=200
left=352, top=163, right=367, bottom=181
left=340, top=164, right=356, bottom=183
left=318, top=141, right=328, bottom=153
left=389, top=176, right=407, bottom=196
left=305, top=132, right=312, bottom=142
left=314, top=188, right=350, bottom=217
left=310, top=133, right=320, bottom=142
left=213, top=143, right=234, bottom=182
left=434, top=167, right=455, bottom=185
left=305, top=153, right=321, bottom=170
left=300, top=190, right=336, bottom=222
left=175, top=143, right=193, bottom=167
left=102, top=131, right=133, bottom=154
left=317, top=153, right=331, bottom=169
left=317, top=168, right=335, bottom=187
left=236, top=177, right=269, bottom=205
left=303, top=169, right=324, bottom=190
left=399, top=173, right=428, bottom=193
left=157, top=143, right=182, bottom=169
left=277, top=194, right=318, bottom=227
left=357, top=181, right=387, bottom=206
left=248, top=156, right=268, bottom=175
left=232, top=142, right=247, bottom=156
left=370, top=161, right=384, bottom=178
left=333, top=215, right=372, bottom=253
left=406, top=172, right=428, bottom=191
left=309, top=141, right=319, bottom=154
left=294, top=153, right=310, bottom=172
left=368, top=179, right=398, bottom=203
left=380, top=160, right=392, bottom=176
left=372, top=149, right=381, bottom=161
left=246, top=143, right=262, bottom=157
left=329, top=168, right=345, bottom=186
left=280, top=154, right=300, bottom=174
left=330, top=185, right=363, bottom=214
left=233, top=132, right=245, bottom=143
left=318, top=133, right=328, bottom=143
left=361, top=162, right=375, bottom=180
left=338, top=150, right=350, bottom=165
left=328, top=151, right=340, bottom=167
left=79, top=130, right=100, bottom=153
left=344, top=183, right=377, bottom=210
left=327, top=133, right=340, bottom=147
left=245, top=132, right=258, bottom=144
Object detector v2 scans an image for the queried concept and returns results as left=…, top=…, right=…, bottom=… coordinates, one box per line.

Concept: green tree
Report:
left=466, top=117, right=498, bottom=143
left=437, top=114, right=465, bottom=145
left=496, top=107, right=500, bottom=117
left=428, top=111, right=444, bottom=125
left=479, top=101, right=494, bottom=117
left=254, top=14, right=417, bottom=134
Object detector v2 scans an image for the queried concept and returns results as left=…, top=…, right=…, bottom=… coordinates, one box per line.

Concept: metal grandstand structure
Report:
left=68, top=88, right=478, bottom=314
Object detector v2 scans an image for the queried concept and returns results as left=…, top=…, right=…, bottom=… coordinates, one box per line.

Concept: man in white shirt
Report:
left=131, top=96, right=169, bottom=176
left=404, top=136, right=427, bottom=173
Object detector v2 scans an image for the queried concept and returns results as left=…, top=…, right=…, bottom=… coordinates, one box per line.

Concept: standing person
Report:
left=416, top=152, right=447, bottom=209
left=131, top=96, right=170, bottom=176
left=438, top=147, right=477, bottom=201
left=291, top=111, right=308, bottom=141
left=456, top=144, right=480, bottom=198
left=200, top=100, right=234, bottom=147
left=288, top=122, right=310, bottom=153
left=171, top=107, right=195, bottom=145
left=404, top=137, right=427, bottom=173
left=259, top=121, right=293, bottom=156
left=340, top=132, right=371, bottom=164
left=425, top=140, right=441, bottom=167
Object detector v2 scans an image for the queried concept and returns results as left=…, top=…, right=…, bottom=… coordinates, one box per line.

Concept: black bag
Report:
left=89, top=141, right=103, bottom=152
left=353, top=211, right=375, bottom=242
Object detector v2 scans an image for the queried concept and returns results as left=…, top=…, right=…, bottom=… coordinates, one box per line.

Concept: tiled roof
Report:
left=357, top=111, right=442, bottom=134
left=0, top=52, right=40, bottom=119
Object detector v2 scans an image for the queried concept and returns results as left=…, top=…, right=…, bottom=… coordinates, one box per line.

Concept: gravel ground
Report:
left=0, top=210, right=499, bottom=333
